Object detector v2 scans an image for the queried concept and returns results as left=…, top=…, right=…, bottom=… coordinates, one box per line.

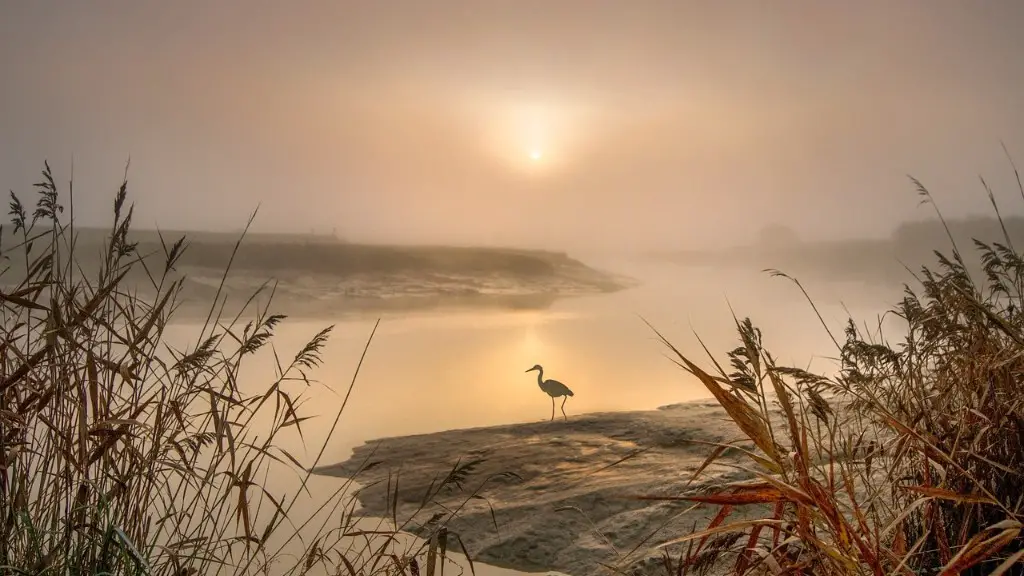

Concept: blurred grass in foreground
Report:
left=640, top=161, right=1024, bottom=575
left=0, top=162, right=492, bottom=576
left=14, top=154, right=1024, bottom=576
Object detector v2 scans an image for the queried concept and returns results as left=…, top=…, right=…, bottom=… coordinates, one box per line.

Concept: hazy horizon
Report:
left=8, top=6, right=1024, bottom=574
left=4, top=1, right=1024, bottom=253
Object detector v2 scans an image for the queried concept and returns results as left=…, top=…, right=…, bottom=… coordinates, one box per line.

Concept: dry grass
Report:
left=0, top=163, right=489, bottom=575
left=17, top=153, right=1024, bottom=576
left=641, top=166, right=1024, bottom=575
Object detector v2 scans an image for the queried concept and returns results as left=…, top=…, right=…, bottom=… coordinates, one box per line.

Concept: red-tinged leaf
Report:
left=689, top=485, right=793, bottom=506
left=655, top=519, right=786, bottom=550
left=687, top=444, right=730, bottom=487
left=902, top=485, right=997, bottom=505
left=750, top=472, right=818, bottom=508
left=891, top=521, right=907, bottom=558
left=933, top=501, right=952, bottom=565
left=688, top=491, right=787, bottom=506
left=695, top=504, right=734, bottom=556
left=736, top=500, right=785, bottom=574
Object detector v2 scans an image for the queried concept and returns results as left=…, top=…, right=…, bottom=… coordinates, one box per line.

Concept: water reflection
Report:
left=160, top=259, right=903, bottom=574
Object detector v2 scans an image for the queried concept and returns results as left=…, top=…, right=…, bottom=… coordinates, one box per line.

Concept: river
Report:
left=161, top=256, right=903, bottom=575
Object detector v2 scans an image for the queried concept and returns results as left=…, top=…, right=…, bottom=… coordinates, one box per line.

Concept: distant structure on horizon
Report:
left=757, top=224, right=801, bottom=248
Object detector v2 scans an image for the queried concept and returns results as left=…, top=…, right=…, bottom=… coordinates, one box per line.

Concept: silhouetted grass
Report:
left=643, top=164, right=1024, bottom=575
left=0, top=163, right=490, bottom=575
left=26, top=152, right=1024, bottom=576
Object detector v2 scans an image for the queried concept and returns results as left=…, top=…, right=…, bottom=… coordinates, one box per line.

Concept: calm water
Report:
left=162, top=258, right=902, bottom=575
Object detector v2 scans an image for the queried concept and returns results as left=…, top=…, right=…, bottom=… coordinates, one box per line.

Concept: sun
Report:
left=529, top=149, right=543, bottom=161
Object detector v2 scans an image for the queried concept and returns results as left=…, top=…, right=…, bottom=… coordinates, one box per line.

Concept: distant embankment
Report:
left=652, top=215, right=1024, bottom=286
left=3, top=228, right=633, bottom=317
left=655, top=239, right=905, bottom=285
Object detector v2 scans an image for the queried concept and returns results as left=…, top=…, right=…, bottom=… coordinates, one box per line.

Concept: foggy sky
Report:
left=3, top=0, right=1024, bottom=252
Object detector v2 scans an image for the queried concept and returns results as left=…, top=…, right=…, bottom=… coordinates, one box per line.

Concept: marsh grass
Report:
left=641, top=165, right=1024, bottom=575
left=0, top=163, right=489, bottom=575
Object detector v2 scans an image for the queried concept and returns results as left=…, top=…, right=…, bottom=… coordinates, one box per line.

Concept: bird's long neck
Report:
left=535, top=368, right=544, bottom=387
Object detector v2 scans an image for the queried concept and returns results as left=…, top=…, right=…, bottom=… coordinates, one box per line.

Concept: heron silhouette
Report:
left=526, top=364, right=574, bottom=421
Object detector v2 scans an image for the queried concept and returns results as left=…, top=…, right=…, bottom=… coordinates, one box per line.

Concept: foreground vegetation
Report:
left=0, top=164, right=487, bottom=575
left=8, top=156, right=1024, bottom=576
left=643, top=169, right=1024, bottom=575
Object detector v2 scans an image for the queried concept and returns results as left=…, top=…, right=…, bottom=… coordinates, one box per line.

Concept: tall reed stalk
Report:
left=0, top=163, right=483, bottom=576
left=641, top=166, right=1024, bottom=576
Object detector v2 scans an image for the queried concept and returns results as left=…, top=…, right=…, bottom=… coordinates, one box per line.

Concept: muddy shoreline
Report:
left=315, top=400, right=777, bottom=576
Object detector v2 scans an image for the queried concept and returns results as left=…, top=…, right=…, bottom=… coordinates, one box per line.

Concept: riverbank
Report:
left=3, top=229, right=638, bottom=319
left=315, top=400, right=784, bottom=576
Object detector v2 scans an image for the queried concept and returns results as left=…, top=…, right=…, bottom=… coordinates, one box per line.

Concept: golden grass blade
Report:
left=635, top=484, right=793, bottom=506
left=901, top=485, right=997, bottom=506
left=654, top=519, right=787, bottom=549
left=686, top=443, right=731, bottom=488
left=644, top=317, right=782, bottom=471
left=766, top=366, right=806, bottom=464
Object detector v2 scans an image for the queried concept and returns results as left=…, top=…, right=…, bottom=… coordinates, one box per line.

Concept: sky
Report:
left=3, top=0, right=1024, bottom=252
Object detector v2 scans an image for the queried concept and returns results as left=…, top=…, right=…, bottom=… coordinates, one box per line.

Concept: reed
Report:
left=0, top=162, right=483, bottom=576
left=642, top=163, right=1024, bottom=575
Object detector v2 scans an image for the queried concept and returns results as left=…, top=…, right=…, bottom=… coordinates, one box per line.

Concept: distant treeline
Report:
left=0, top=226, right=341, bottom=247
left=1, top=226, right=587, bottom=280
left=891, top=215, right=1024, bottom=254
left=662, top=215, right=1024, bottom=286
left=164, top=241, right=573, bottom=277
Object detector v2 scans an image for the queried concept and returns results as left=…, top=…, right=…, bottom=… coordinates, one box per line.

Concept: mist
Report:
left=3, top=1, right=1024, bottom=253
left=14, top=4, right=1024, bottom=576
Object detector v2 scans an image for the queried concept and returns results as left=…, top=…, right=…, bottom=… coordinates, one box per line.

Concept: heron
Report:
left=525, top=364, right=574, bottom=421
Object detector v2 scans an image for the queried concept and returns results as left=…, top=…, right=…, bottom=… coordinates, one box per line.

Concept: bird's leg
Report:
left=550, top=397, right=555, bottom=422
left=561, top=396, right=568, bottom=421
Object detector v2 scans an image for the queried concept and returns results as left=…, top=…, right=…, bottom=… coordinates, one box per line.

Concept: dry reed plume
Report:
left=0, top=163, right=489, bottom=576
left=14, top=154, right=1024, bottom=576
left=640, top=160, right=1024, bottom=576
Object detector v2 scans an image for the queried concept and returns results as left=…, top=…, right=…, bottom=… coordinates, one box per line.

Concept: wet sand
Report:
left=315, top=400, right=780, bottom=576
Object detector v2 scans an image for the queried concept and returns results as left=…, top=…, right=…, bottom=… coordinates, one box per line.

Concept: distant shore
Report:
left=2, top=229, right=638, bottom=319
left=647, top=214, right=1024, bottom=287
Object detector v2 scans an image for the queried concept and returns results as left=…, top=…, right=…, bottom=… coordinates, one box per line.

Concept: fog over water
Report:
left=5, top=2, right=1024, bottom=574
left=152, top=255, right=902, bottom=575
left=163, top=257, right=899, bottom=462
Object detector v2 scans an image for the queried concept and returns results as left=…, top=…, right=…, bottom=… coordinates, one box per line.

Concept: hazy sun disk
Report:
left=468, top=96, right=591, bottom=173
